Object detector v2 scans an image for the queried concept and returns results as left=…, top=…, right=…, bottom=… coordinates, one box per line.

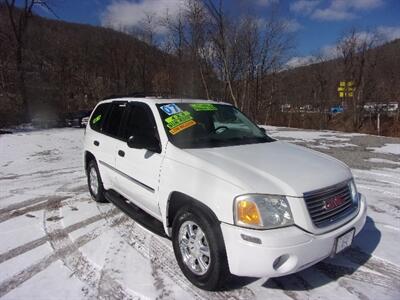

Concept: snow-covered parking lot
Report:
left=0, top=126, right=399, bottom=300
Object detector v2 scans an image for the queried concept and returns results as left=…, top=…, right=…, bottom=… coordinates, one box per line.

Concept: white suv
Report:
left=83, top=97, right=367, bottom=290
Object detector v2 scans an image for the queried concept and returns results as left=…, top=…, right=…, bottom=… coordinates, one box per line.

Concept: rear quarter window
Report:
left=90, top=103, right=111, bottom=132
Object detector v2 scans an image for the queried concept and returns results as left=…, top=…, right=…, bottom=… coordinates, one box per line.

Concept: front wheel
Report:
left=172, top=206, right=229, bottom=290
left=87, top=160, right=107, bottom=203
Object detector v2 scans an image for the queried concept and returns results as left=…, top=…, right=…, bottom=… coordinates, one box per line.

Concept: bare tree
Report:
left=157, top=0, right=292, bottom=116
left=337, top=28, right=380, bottom=129
left=161, top=8, right=187, bottom=60
left=0, top=10, right=14, bottom=97
left=310, top=54, right=330, bottom=129
left=134, top=12, right=158, bottom=46
left=186, top=0, right=212, bottom=99
left=202, top=0, right=239, bottom=107
left=2, top=0, right=53, bottom=121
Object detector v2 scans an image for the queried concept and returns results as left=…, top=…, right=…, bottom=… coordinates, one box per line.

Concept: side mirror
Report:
left=259, top=127, right=267, bottom=134
left=127, top=135, right=161, bottom=153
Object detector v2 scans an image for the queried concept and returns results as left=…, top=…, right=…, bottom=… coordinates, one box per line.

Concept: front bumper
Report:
left=221, top=194, right=367, bottom=278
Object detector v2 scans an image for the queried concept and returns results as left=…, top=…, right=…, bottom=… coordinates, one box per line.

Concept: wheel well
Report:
left=167, top=192, right=219, bottom=228
left=84, top=151, right=95, bottom=173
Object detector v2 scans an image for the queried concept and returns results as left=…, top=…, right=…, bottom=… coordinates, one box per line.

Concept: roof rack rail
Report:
left=101, top=92, right=197, bottom=100
left=101, top=92, right=146, bottom=100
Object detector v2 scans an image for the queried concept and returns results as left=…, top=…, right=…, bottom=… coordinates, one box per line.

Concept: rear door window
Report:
left=102, top=102, right=127, bottom=139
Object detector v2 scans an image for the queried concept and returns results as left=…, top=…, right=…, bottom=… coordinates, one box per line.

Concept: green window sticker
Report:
left=92, top=114, right=101, bottom=124
left=191, top=103, right=217, bottom=111
left=165, top=111, right=193, bottom=129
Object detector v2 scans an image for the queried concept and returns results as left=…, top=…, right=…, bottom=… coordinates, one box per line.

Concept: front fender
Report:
left=158, top=156, right=245, bottom=236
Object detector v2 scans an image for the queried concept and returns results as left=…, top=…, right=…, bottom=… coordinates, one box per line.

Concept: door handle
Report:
left=118, top=150, right=125, bottom=157
left=94, top=140, right=99, bottom=146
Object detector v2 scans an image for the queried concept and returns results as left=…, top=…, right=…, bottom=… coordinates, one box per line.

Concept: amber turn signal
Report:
left=236, top=200, right=262, bottom=226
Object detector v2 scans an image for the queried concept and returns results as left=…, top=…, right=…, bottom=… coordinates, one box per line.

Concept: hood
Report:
left=182, top=141, right=352, bottom=197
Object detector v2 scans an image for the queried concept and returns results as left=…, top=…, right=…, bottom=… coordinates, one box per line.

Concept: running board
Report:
left=104, top=190, right=166, bottom=237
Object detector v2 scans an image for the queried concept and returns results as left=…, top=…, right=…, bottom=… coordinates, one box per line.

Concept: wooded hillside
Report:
left=1, top=2, right=399, bottom=136
left=0, top=6, right=216, bottom=126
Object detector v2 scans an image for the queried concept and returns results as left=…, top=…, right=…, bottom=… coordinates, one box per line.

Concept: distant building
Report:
left=363, top=102, right=377, bottom=112
left=388, top=102, right=399, bottom=112
left=281, top=103, right=291, bottom=112
left=363, top=101, right=398, bottom=113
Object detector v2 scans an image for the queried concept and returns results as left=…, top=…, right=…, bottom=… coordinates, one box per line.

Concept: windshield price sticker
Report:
left=92, top=115, right=101, bottom=124
left=160, top=104, right=182, bottom=115
left=165, top=111, right=193, bottom=129
left=191, top=103, right=217, bottom=111
left=170, top=120, right=196, bottom=135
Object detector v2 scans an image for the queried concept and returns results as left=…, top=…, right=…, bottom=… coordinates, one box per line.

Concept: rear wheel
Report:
left=87, top=160, right=107, bottom=203
left=172, top=206, right=229, bottom=290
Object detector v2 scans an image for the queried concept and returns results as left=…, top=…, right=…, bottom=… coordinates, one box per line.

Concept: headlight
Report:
left=349, top=180, right=359, bottom=204
left=234, top=194, right=294, bottom=229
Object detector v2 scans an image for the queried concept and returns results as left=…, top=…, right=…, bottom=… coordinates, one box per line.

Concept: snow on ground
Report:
left=367, top=144, right=400, bottom=155
left=366, top=158, right=400, bottom=166
left=0, top=127, right=399, bottom=300
left=263, top=126, right=366, bottom=142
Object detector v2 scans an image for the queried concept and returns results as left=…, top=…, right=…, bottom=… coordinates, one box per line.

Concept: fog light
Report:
left=273, top=254, right=290, bottom=271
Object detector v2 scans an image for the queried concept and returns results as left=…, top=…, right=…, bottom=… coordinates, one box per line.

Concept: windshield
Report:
left=156, top=103, right=274, bottom=148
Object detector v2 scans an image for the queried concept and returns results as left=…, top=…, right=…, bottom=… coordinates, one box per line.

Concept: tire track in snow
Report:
left=354, top=169, right=400, bottom=180
left=43, top=200, right=134, bottom=300
left=0, top=166, right=82, bottom=181
left=96, top=203, right=256, bottom=300
left=338, top=280, right=370, bottom=300
left=0, top=212, right=123, bottom=298
left=96, top=204, right=174, bottom=299
left=0, top=182, right=70, bottom=201
left=148, top=236, right=175, bottom=300
left=56, top=183, right=88, bottom=194
left=149, top=236, right=256, bottom=299
left=344, top=248, right=400, bottom=282
left=4, top=176, right=86, bottom=200
left=316, top=261, right=400, bottom=291
left=43, top=198, right=101, bottom=299
left=0, top=195, right=58, bottom=214
left=7, top=182, right=70, bottom=196
left=96, top=232, right=140, bottom=300
left=0, top=195, right=71, bottom=223
left=0, top=209, right=120, bottom=265
left=356, top=182, right=400, bottom=197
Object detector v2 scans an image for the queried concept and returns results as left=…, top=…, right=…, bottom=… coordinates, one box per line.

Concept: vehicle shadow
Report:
left=262, top=216, right=381, bottom=291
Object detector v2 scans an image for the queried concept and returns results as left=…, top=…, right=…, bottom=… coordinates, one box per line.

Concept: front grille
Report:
left=303, top=181, right=357, bottom=228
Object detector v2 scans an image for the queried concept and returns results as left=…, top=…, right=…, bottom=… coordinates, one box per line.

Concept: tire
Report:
left=87, top=160, right=107, bottom=203
left=172, top=205, right=229, bottom=291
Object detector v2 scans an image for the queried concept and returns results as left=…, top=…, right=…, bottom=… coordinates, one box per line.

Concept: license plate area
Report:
left=333, top=228, right=355, bottom=255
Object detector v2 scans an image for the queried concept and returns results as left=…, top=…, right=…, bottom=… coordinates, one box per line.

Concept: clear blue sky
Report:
left=31, top=0, right=400, bottom=59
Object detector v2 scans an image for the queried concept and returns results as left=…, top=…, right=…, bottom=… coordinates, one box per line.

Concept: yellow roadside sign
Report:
left=338, top=81, right=355, bottom=98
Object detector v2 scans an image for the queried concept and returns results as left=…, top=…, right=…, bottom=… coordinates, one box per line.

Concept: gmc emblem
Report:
left=323, top=195, right=346, bottom=211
